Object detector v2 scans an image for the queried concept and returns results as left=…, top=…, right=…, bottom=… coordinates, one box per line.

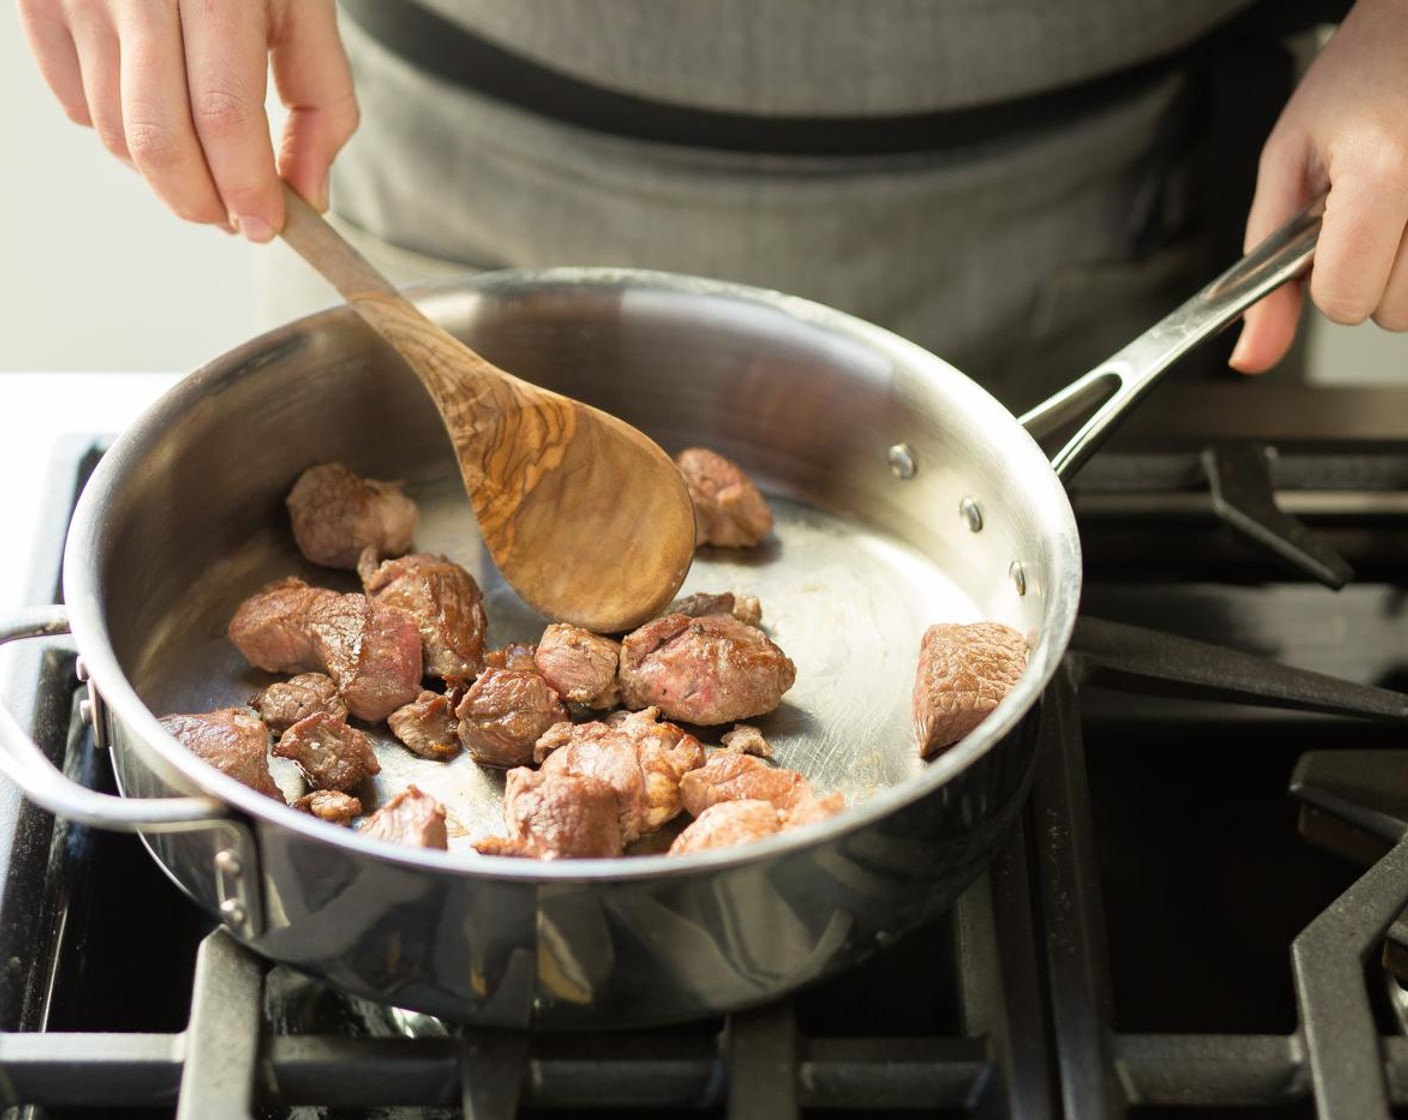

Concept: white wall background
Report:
left=0, top=5, right=1402, bottom=380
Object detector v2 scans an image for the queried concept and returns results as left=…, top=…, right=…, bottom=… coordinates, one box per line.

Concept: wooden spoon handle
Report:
left=279, top=183, right=406, bottom=305
left=277, top=183, right=505, bottom=400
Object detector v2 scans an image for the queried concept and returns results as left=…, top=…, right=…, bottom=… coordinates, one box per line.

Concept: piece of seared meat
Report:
left=442, top=674, right=472, bottom=710
left=679, top=748, right=845, bottom=833
left=913, top=622, right=1028, bottom=759
left=679, top=751, right=813, bottom=817
left=475, top=768, right=624, bottom=859
left=292, top=789, right=362, bottom=825
left=159, top=709, right=281, bottom=799
left=306, top=593, right=424, bottom=721
left=675, top=448, right=774, bottom=548
left=483, top=643, right=538, bottom=672
left=534, top=624, right=620, bottom=709
left=228, top=578, right=330, bottom=673
left=388, top=690, right=461, bottom=761
left=669, top=787, right=845, bottom=857
left=668, top=799, right=785, bottom=856
left=229, top=583, right=423, bottom=721
left=618, top=612, right=796, bottom=725
left=286, top=462, right=418, bottom=570
left=255, top=672, right=347, bottom=733
left=359, top=785, right=448, bottom=850
left=719, top=724, right=773, bottom=758
left=273, top=712, right=381, bottom=792
left=786, top=791, right=846, bottom=826
left=534, top=707, right=705, bottom=841
left=471, top=837, right=527, bottom=858
left=670, top=590, right=763, bottom=628
left=360, top=552, right=488, bottom=679
left=454, top=666, right=567, bottom=768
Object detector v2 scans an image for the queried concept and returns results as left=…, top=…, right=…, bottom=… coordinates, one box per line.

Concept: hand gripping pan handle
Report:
left=1019, top=196, right=1325, bottom=484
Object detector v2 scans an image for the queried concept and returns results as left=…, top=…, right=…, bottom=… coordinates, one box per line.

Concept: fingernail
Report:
left=233, top=214, right=274, bottom=243
left=1228, top=327, right=1251, bottom=370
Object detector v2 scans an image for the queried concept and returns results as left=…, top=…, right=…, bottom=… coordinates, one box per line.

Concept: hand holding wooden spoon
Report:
left=277, top=184, right=694, bottom=632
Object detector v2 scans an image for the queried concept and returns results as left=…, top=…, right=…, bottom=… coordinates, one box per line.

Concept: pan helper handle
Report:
left=1019, top=194, right=1325, bottom=484
left=0, top=606, right=227, bottom=831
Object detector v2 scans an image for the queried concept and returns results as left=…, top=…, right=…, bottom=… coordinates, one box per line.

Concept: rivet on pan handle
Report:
left=1019, top=195, right=1325, bottom=484
left=0, top=606, right=230, bottom=831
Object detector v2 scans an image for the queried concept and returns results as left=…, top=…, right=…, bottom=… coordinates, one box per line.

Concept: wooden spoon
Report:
left=277, top=184, right=694, bottom=633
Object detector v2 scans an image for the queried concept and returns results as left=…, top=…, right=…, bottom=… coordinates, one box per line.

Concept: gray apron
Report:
left=282, top=2, right=1267, bottom=409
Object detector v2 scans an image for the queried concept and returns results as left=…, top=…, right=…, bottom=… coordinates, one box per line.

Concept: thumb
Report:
left=270, top=0, right=359, bottom=214
left=1231, top=282, right=1304, bottom=374
left=1230, top=132, right=1315, bottom=374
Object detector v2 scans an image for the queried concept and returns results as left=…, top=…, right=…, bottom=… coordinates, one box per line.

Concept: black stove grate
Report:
left=4, top=436, right=1408, bottom=1118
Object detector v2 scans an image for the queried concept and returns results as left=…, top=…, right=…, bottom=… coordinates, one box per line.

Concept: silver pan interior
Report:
left=65, top=268, right=1081, bottom=870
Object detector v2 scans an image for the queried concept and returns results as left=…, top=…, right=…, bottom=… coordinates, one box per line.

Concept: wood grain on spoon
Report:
left=277, top=184, right=694, bottom=632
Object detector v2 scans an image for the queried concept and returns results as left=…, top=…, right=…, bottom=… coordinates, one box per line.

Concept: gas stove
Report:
left=3, top=380, right=1408, bottom=1118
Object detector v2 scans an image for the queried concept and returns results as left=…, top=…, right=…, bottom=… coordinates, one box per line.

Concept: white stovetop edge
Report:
left=0, top=372, right=183, bottom=615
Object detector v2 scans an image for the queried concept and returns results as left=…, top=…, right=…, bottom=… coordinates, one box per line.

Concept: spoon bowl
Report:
left=277, top=186, right=695, bottom=632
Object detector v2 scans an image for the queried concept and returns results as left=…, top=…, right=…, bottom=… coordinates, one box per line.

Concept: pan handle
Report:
left=1019, top=195, right=1325, bottom=484
left=0, top=606, right=229, bottom=832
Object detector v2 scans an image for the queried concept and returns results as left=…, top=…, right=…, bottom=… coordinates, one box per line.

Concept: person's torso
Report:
left=412, top=0, right=1256, bottom=114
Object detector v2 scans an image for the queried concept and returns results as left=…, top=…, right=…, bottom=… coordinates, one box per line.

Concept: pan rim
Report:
left=63, top=266, right=1082, bottom=882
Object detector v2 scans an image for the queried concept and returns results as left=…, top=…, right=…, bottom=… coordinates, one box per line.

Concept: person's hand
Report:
left=17, top=0, right=358, bottom=241
left=1232, top=0, right=1408, bottom=372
